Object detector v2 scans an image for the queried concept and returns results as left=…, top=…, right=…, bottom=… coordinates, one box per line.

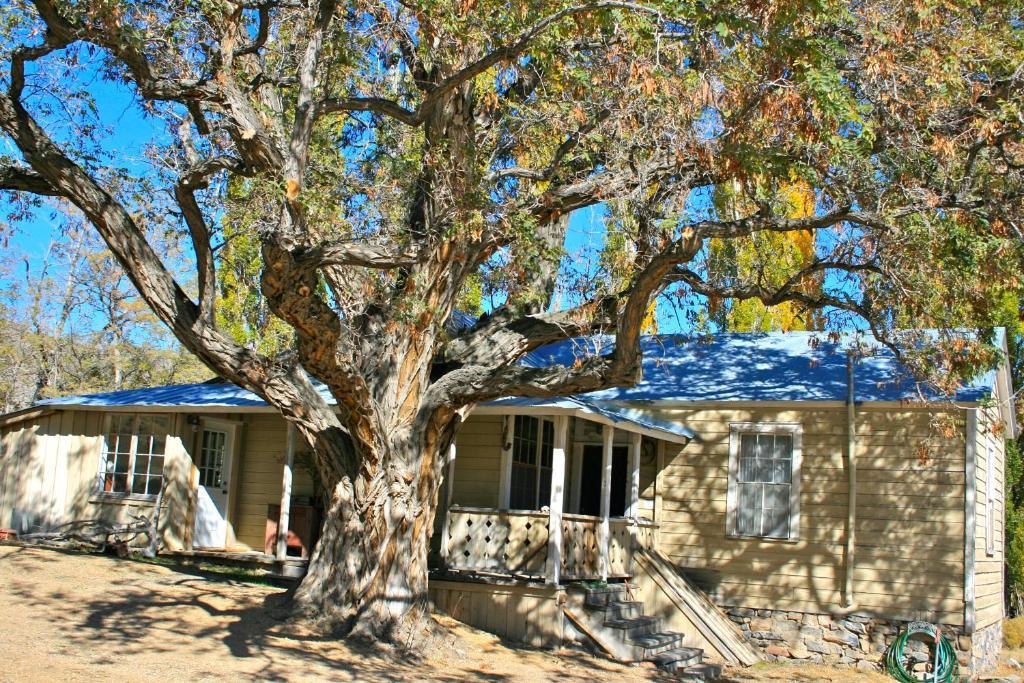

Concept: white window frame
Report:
left=96, top=413, right=169, bottom=500
left=726, top=422, right=802, bottom=542
left=500, top=415, right=556, bottom=511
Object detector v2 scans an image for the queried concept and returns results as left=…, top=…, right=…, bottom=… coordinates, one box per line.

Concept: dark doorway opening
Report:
left=578, top=444, right=628, bottom=517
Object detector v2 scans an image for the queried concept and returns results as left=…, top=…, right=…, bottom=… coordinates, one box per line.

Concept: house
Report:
left=0, top=332, right=1015, bottom=676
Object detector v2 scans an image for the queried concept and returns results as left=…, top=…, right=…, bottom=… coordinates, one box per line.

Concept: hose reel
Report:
left=884, top=621, right=959, bottom=682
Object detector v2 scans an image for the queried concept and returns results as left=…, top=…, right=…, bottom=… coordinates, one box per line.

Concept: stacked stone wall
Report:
left=726, top=607, right=997, bottom=677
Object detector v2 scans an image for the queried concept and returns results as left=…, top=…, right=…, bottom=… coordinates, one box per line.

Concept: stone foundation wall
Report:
left=725, top=607, right=996, bottom=676
left=971, top=621, right=1002, bottom=675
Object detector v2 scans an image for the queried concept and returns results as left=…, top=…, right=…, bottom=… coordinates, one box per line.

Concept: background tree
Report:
left=704, top=178, right=822, bottom=332
left=0, top=0, right=1022, bottom=638
left=0, top=209, right=208, bottom=411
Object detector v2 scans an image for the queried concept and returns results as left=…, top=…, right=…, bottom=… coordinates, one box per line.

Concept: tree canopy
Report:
left=1, top=0, right=1022, bottom=636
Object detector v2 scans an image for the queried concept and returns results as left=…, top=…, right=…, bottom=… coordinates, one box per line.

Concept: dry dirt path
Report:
left=0, top=545, right=891, bottom=682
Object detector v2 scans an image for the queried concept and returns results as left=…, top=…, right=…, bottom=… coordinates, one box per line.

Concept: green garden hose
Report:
left=884, top=621, right=959, bottom=682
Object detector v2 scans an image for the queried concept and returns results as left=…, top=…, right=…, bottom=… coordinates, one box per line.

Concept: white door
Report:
left=193, top=424, right=234, bottom=548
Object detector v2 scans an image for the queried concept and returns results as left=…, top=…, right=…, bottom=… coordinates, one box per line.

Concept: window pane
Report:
left=199, top=429, right=227, bottom=488
left=102, top=426, right=134, bottom=494
left=134, top=417, right=167, bottom=495
left=739, top=456, right=758, bottom=482
left=763, top=484, right=791, bottom=537
left=773, top=459, right=792, bottom=484
left=509, top=463, right=537, bottom=509
left=773, top=435, right=793, bottom=459
left=540, top=421, right=554, bottom=468
left=740, top=434, right=757, bottom=459
left=736, top=483, right=762, bottom=536
left=538, top=467, right=552, bottom=508
left=754, top=456, right=772, bottom=483
left=512, top=416, right=539, bottom=465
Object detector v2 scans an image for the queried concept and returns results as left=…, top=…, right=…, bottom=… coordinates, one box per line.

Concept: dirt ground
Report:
left=0, top=545, right=895, bottom=682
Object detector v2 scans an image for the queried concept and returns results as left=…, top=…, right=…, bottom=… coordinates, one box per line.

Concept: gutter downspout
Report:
left=843, top=353, right=858, bottom=611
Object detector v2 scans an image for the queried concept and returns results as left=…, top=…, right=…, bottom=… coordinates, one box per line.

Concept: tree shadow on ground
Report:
left=0, top=545, right=667, bottom=682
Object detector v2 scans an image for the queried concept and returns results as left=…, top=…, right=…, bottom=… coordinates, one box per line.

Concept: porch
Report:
left=441, top=506, right=657, bottom=581
left=434, top=398, right=693, bottom=585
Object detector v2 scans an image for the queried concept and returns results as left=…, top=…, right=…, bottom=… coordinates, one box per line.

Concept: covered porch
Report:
left=435, top=397, right=692, bottom=584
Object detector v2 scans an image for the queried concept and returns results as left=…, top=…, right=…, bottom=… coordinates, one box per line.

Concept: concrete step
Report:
left=585, top=599, right=645, bottom=619
left=679, top=662, right=723, bottom=681
left=649, top=646, right=704, bottom=673
left=629, top=630, right=686, bottom=657
left=604, top=615, right=660, bottom=640
left=583, top=584, right=633, bottom=606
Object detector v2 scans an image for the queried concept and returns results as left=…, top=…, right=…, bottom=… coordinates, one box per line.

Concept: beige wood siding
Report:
left=644, top=406, right=967, bottom=625
left=230, top=414, right=316, bottom=550
left=974, top=405, right=1005, bottom=629
left=449, top=414, right=504, bottom=508
left=0, top=409, right=193, bottom=550
left=430, top=580, right=564, bottom=647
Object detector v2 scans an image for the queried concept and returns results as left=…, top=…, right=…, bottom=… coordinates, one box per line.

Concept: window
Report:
left=727, top=423, right=801, bottom=540
left=98, top=414, right=169, bottom=497
left=508, top=416, right=555, bottom=510
left=198, top=429, right=228, bottom=488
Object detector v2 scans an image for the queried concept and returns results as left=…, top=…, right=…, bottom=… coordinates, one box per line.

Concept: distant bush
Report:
left=1005, top=617, right=1024, bottom=649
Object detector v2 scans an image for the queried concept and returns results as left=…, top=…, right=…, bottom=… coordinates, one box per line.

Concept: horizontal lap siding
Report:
left=450, top=415, right=503, bottom=509
left=974, top=406, right=1005, bottom=629
left=232, top=414, right=315, bottom=550
left=1, top=410, right=194, bottom=550
left=645, top=406, right=966, bottom=625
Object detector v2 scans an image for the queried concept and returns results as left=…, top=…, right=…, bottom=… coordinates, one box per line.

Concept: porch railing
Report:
left=444, top=505, right=656, bottom=581
left=445, top=507, right=549, bottom=576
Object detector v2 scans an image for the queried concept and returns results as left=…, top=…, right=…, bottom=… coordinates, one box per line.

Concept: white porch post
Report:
left=275, top=423, right=296, bottom=561
left=545, top=415, right=568, bottom=585
left=439, top=441, right=457, bottom=564
left=627, top=431, right=642, bottom=574
left=600, top=423, right=613, bottom=581
left=627, top=431, right=642, bottom=518
left=498, top=416, right=513, bottom=509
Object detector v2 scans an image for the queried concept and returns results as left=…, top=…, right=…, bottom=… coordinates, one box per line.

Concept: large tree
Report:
left=1, top=0, right=1022, bottom=636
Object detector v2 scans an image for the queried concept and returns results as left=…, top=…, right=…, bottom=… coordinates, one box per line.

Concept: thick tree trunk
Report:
left=291, top=418, right=454, bottom=639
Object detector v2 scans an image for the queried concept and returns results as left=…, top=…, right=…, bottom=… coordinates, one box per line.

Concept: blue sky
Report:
left=2, top=65, right=864, bottom=339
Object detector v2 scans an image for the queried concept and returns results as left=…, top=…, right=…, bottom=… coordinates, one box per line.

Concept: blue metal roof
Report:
left=523, top=331, right=1002, bottom=403
left=37, top=380, right=300, bottom=408
left=36, top=331, right=1003, bottom=414
left=484, top=395, right=694, bottom=441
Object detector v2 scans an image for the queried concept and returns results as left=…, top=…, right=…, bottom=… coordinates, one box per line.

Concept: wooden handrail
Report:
left=449, top=505, right=657, bottom=528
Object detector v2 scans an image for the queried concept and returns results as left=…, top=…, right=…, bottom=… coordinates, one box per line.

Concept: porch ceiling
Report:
left=477, top=396, right=693, bottom=444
